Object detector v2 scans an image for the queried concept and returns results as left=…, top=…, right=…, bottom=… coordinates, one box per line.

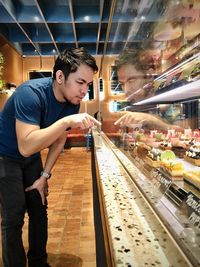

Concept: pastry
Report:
left=146, top=148, right=161, bottom=167
left=184, top=170, right=200, bottom=189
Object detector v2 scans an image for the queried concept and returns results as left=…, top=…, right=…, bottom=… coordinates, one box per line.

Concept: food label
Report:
left=185, top=192, right=200, bottom=231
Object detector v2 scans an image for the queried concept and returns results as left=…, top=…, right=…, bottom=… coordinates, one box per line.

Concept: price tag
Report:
left=155, top=171, right=172, bottom=193
left=185, top=192, right=200, bottom=231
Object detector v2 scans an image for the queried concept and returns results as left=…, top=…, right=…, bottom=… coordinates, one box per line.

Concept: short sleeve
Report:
left=14, top=86, right=41, bottom=125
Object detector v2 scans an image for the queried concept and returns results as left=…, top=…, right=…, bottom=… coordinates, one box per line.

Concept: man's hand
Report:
left=66, top=113, right=101, bottom=129
left=25, top=176, right=49, bottom=205
left=114, top=112, right=147, bottom=127
left=114, top=111, right=174, bottom=131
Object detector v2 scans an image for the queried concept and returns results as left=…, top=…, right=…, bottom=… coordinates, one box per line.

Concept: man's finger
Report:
left=40, top=192, right=46, bottom=206
left=114, top=116, right=123, bottom=125
left=25, top=186, right=34, bottom=192
left=87, top=114, right=102, bottom=126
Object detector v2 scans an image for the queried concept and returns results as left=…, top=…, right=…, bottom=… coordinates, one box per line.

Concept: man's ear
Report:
left=56, top=70, right=64, bottom=84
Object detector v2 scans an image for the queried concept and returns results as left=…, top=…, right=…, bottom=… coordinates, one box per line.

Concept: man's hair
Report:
left=115, top=48, right=155, bottom=72
left=53, top=47, right=98, bottom=80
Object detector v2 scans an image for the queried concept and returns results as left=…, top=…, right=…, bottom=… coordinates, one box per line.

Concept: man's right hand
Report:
left=66, top=113, right=101, bottom=129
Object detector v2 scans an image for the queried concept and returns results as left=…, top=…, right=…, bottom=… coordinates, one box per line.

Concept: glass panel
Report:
left=99, top=0, right=200, bottom=132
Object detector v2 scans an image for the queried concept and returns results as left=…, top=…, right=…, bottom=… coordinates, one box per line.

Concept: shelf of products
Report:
left=92, top=129, right=199, bottom=267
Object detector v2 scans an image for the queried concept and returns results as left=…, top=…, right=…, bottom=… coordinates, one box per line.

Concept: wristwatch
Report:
left=40, top=170, right=52, bottom=179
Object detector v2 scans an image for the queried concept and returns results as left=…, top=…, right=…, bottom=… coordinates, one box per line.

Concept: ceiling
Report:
left=0, top=0, right=173, bottom=57
left=0, top=0, right=200, bottom=60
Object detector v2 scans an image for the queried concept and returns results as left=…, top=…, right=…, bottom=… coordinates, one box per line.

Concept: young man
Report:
left=115, top=48, right=155, bottom=102
left=0, top=47, right=100, bottom=267
left=114, top=49, right=182, bottom=132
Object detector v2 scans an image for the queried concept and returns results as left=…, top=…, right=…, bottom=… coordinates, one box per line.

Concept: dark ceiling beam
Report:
left=69, top=0, right=78, bottom=48
left=34, top=0, right=60, bottom=55
left=0, top=0, right=16, bottom=19
left=99, top=0, right=116, bottom=77
left=0, top=0, right=42, bottom=56
left=96, top=0, right=104, bottom=55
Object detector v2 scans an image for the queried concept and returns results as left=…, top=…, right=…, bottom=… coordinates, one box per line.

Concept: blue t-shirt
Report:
left=0, top=77, right=80, bottom=159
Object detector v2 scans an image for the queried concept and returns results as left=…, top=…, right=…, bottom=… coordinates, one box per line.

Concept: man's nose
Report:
left=124, top=83, right=132, bottom=95
left=81, top=84, right=88, bottom=94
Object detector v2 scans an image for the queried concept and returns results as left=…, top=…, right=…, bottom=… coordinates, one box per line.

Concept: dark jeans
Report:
left=0, top=155, right=48, bottom=267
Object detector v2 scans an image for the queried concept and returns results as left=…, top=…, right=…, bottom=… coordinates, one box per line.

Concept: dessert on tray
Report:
left=184, top=144, right=200, bottom=166
left=172, top=146, right=186, bottom=158
left=160, top=150, right=184, bottom=179
left=146, top=132, right=165, bottom=148
left=146, top=148, right=161, bottom=167
left=184, top=169, right=200, bottom=189
left=162, top=160, right=184, bottom=177
left=160, top=140, right=172, bottom=150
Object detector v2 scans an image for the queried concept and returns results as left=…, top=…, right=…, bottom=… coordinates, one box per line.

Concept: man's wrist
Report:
left=40, top=170, right=52, bottom=179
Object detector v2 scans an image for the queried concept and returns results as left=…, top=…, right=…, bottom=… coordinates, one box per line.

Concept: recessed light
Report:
left=84, top=16, right=90, bottom=22
left=34, top=16, right=40, bottom=22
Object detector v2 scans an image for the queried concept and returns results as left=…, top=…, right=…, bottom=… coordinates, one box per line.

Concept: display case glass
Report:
left=96, top=1, right=200, bottom=266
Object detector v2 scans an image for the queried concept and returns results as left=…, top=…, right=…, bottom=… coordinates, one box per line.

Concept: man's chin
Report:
left=64, top=97, right=81, bottom=105
left=71, top=99, right=82, bottom=105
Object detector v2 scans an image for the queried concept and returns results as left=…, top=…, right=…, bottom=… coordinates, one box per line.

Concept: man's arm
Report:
left=114, top=112, right=183, bottom=132
left=25, top=132, right=67, bottom=205
left=42, top=132, right=67, bottom=174
left=16, top=113, right=101, bottom=157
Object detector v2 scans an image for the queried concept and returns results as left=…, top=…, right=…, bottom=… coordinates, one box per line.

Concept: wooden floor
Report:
left=0, top=147, right=96, bottom=267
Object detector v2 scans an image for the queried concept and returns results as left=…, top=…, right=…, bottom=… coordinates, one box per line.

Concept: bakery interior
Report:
left=1, top=0, right=200, bottom=266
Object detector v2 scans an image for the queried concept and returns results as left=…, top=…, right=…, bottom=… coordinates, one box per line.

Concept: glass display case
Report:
left=94, top=1, right=200, bottom=266
left=92, top=129, right=200, bottom=267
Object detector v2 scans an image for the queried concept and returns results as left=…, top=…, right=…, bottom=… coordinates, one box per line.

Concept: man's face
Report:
left=117, top=64, right=144, bottom=100
left=60, top=64, right=95, bottom=105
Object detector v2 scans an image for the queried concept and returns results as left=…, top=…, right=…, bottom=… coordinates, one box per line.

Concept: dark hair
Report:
left=115, top=48, right=155, bottom=72
left=53, top=47, right=98, bottom=80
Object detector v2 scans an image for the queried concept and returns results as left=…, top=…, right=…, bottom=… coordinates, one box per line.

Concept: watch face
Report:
left=41, top=171, right=51, bottom=179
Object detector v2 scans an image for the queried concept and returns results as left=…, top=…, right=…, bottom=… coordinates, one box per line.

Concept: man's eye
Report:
left=77, top=81, right=83, bottom=85
left=128, top=79, right=135, bottom=83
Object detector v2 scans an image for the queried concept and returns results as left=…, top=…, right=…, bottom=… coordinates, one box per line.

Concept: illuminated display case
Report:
left=94, top=1, right=200, bottom=267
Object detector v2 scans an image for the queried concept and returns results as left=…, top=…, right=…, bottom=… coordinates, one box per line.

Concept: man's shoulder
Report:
left=16, top=78, right=52, bottom=98
left=18, top=77, right=52, bottom=90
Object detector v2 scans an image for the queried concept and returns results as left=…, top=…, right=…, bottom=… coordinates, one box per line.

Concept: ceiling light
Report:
left=34, top=16, right=40, bottom=22
left=84, top=16, right=90, bottom=22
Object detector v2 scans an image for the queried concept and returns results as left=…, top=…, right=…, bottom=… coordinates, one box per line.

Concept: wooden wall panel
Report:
left=0, top=42, right=23, bottom=87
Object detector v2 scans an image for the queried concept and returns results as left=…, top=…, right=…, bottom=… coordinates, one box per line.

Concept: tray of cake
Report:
left=184, top=142, right=200, bottom=166
left=184, top=169, right=200, bottom=190
left=159, top=150, right=184, bottom=180
left=146, top=148, right=161, bottom=168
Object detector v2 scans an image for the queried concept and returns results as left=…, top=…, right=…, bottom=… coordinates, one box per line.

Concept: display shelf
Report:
left=114, top=145, right=200, bottom=266
left=93, top=129, right=198, bottom=267
left=134, top=79, right=200, bottom=105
